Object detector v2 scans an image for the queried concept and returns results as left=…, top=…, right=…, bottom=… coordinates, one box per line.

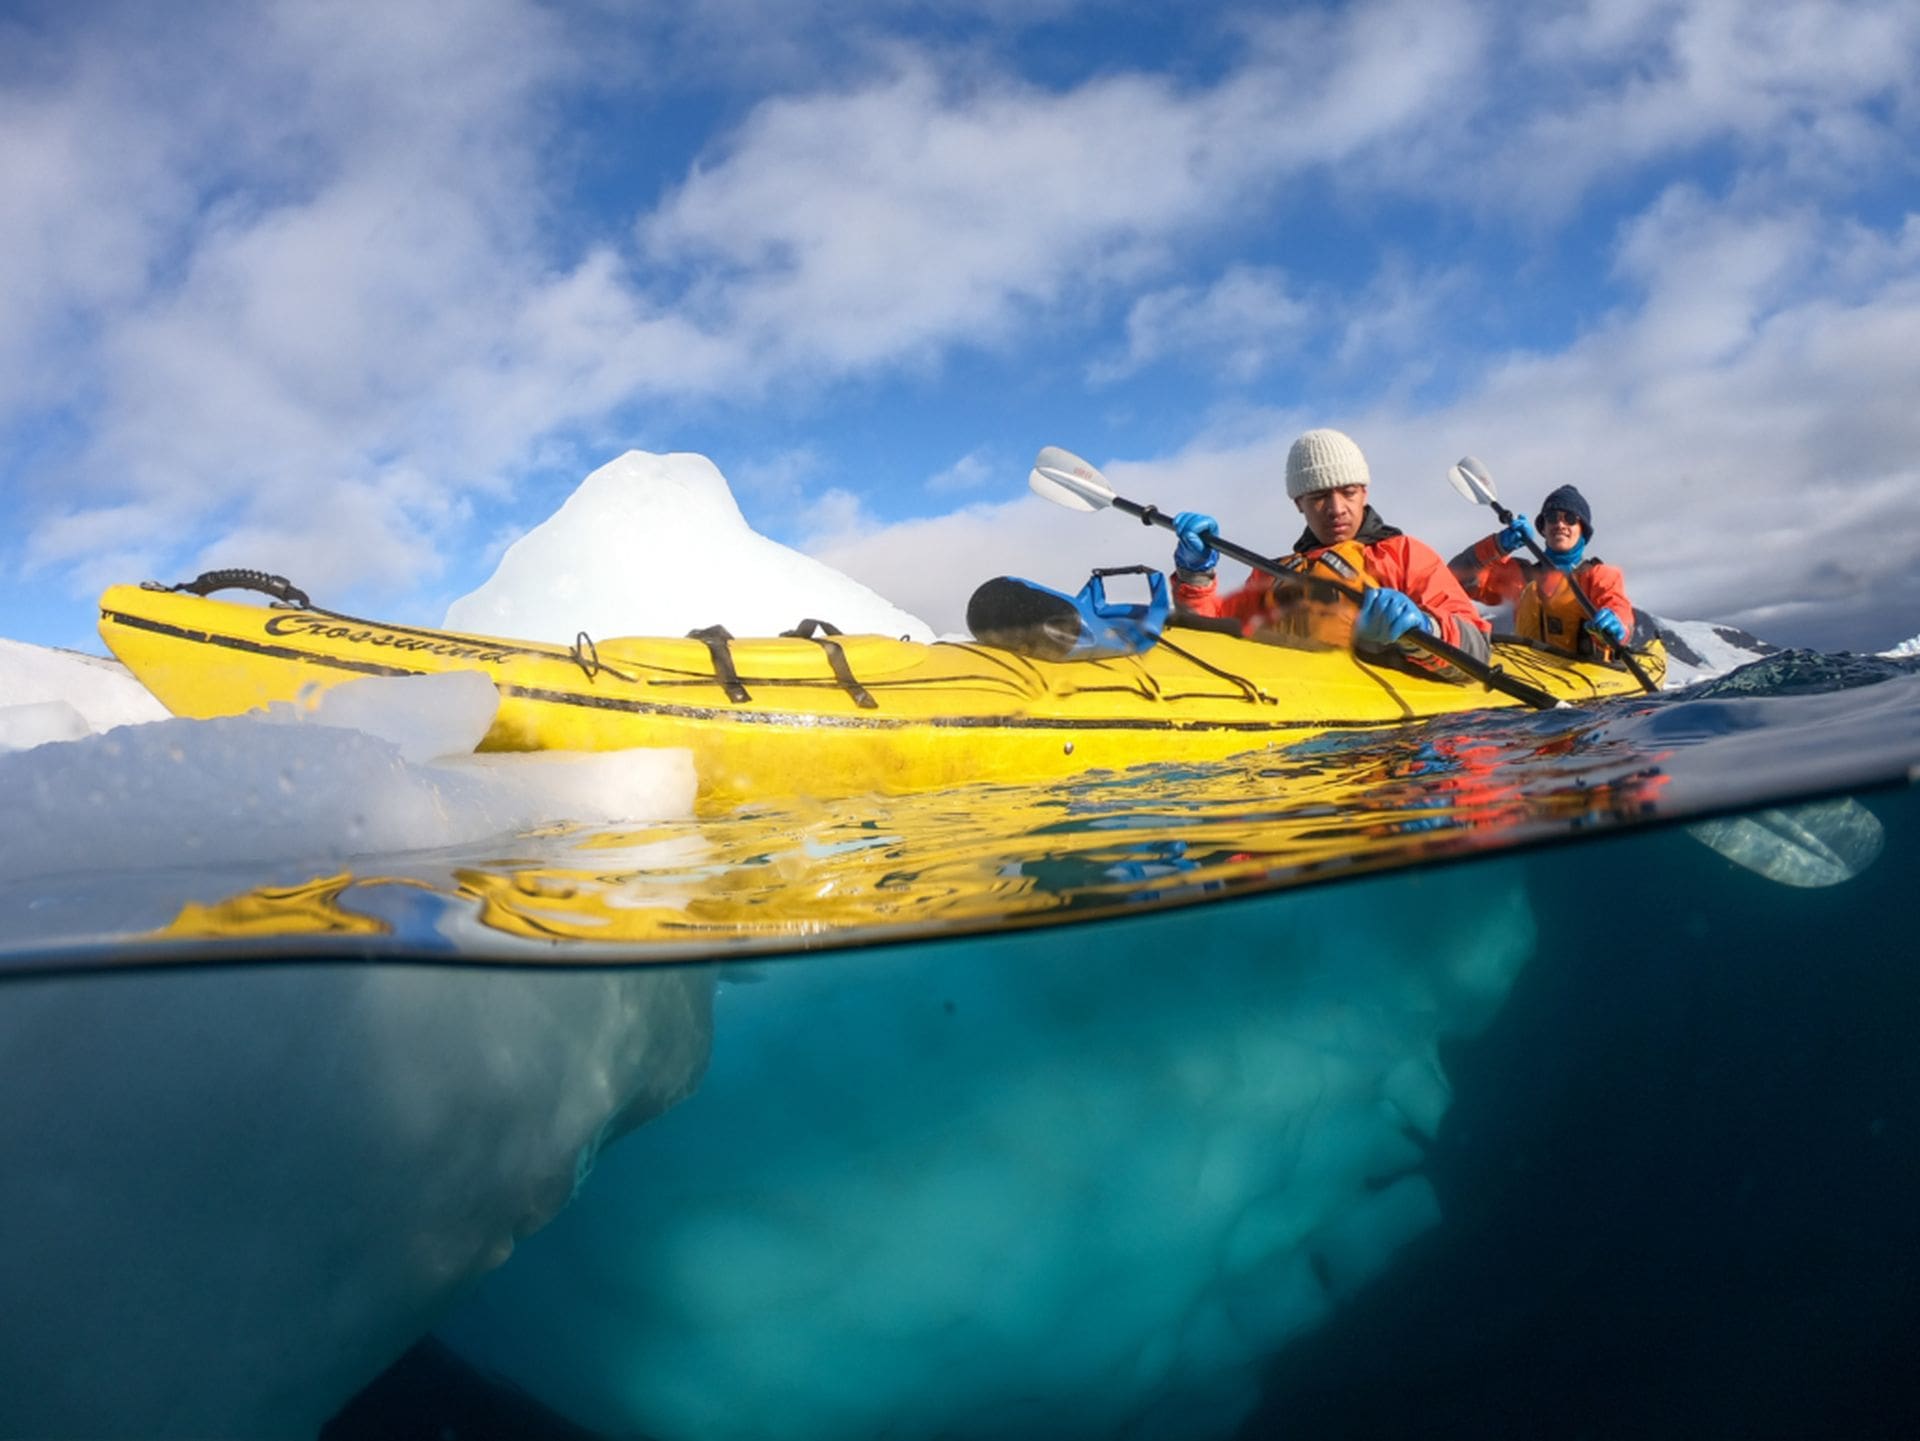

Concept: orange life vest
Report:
left=1515, top=561, right=1612, bottom=658
left=1254, top=539, right=1381, bottom=649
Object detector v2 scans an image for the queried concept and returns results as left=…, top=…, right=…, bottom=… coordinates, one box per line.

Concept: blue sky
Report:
left=4, top=0, right=1919, bottom=654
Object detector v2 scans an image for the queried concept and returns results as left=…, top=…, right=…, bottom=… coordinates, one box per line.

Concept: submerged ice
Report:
left=436, top=873, right=1536, bottom=1440
left=0, top=961, right=713, bottom=1440
left=1688, top=798, right=1886, bottom=887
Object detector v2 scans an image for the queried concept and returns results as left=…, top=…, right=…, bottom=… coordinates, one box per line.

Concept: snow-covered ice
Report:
left=444, top=450, right=934, bottom=644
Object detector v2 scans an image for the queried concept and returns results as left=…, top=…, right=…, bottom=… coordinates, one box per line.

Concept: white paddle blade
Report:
left=1447, top=455, right=1498, bottom=506
left=1029, top=445, right=1114, bottom=512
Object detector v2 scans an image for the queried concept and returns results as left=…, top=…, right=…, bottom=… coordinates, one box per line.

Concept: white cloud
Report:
left=1095, top=266, right=1312, bottom=383
left=794, top=486, right=882, bottom=553
left=636, top=3, right=1495, bottom=382
left=730, top=447, right=827, bottom=510
left=925, top=449, right=997, bottom=495
left=640, top=61, right=1217, bottom=370
left=1331, top=256, right=1469, bottom=380
left=1480, top=0, right=1920, bottom=216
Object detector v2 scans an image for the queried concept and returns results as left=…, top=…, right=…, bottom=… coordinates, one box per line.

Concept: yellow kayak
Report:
left=98, top=574, right=1664, bottom=807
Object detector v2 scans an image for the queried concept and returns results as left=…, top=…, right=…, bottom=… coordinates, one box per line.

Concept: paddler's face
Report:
left=1295, top=484, right=1367, bottom=546
left=1539, top=508, right=1584, bottom=553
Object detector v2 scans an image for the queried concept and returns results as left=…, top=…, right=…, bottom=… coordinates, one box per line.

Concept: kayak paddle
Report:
left=1447, top=455, right=1659, bottom=694
left=1031, top=446, right=1563, bottom=710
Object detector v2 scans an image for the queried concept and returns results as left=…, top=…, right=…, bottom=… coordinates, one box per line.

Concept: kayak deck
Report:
left=98, top=583, right=1664, bottom=806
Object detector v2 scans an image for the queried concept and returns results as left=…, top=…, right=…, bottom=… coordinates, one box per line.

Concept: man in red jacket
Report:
left=1448, top=484, right=1634, bottom=658
left=1168, top=429, right=1491, bottom=681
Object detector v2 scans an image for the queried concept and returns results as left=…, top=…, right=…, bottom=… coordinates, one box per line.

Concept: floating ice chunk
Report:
left=0, top=706, right=695, bottom=882
left=1688, top=796, right=1885, bottom=887
left=0, top=699, right=92, bottom=753
left=259, top=670, right=501, bottom=761
left=437, top=749, right=696, bottom=822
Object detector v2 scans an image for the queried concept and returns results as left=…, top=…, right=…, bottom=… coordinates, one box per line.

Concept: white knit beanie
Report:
left=1285, top=428, right=1370, bottom=499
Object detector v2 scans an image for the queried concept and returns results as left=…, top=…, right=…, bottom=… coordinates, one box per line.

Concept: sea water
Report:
left=2, top=652, right=1916, bottom=1439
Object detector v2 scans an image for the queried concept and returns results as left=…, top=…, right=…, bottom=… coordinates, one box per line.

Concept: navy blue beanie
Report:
left=1537, top=484, right=1593, bottom=536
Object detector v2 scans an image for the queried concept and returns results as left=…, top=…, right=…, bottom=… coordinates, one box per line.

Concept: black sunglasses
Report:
left=1540, top=508, right=1583, bottom=526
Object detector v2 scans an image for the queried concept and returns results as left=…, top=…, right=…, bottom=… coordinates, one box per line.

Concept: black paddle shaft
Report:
left=1484, top=498, right=1658, bottom=694
left=1113, top=496, right=1562, bottom=711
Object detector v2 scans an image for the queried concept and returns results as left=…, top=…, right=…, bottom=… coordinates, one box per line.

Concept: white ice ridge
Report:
left=444, top=450, right=935, bottom=644
left=437, top=870, right=1538, bottom=1441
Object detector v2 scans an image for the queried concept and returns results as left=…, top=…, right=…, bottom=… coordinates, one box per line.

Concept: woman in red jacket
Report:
left=1448, top=484, right=1634, bottom=658
left=1168, top=429, right=1491, bottom=682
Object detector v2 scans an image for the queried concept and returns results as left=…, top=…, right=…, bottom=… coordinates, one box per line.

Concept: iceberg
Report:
left=443, top=450, right=934, bottom=644
left=435, top=874, right=1539, bottom=1440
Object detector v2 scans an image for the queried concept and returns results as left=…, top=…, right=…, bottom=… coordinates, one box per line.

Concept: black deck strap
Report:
left=1168, top=610, right=1246, bottom=635
left=156, top=568, right=311, bottom=608
left=570, top=631, right=638, bottom=684
left=781, top=619, right=877, bottom=708
left=1151, top=635, right=1276, bottom=705
left=686, top=624, right=751, bottom=703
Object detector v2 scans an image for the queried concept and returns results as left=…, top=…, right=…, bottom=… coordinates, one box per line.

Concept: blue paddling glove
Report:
left=1172, top=511, right=1219, bottom=573
left=1496, top=516, right=1539, bottom=556
left=1585, top=607, right=1626, bottom=645
left=1353, top=587, right=1433, bottom=649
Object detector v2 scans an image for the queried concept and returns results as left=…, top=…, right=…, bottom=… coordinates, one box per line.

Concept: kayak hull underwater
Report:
left=98, top=583, right=1666, bottom=807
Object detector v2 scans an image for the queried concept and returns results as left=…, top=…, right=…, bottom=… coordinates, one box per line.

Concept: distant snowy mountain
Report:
left=1643, top=614, right=1780, bottom=689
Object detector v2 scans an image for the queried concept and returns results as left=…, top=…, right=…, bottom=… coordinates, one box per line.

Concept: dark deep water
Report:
left=1247, top=795, right=1920, bottom=1439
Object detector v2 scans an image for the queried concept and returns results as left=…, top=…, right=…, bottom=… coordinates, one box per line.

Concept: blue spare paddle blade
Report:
left=966, top=567, right=1170, bottom=661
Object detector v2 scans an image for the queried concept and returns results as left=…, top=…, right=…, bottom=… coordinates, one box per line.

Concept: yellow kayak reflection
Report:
left=148, top=724, right=1671, bottom=952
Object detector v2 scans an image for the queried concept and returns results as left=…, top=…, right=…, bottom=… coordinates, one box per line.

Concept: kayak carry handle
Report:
left=151, top=569, right=312, bottom=608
